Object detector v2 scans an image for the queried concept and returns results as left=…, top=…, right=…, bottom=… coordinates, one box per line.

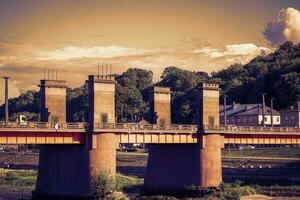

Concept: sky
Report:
left=1, top=0, right=300, bottom=103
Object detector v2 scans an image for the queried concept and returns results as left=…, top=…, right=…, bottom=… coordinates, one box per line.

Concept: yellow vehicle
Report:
left=16, top=115, right=28, bottom=126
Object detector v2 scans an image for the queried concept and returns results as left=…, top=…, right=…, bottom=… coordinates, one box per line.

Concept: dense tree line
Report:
left=212, top=41, right=300, bottom=110
left=0, top=41, right=299, bottom=123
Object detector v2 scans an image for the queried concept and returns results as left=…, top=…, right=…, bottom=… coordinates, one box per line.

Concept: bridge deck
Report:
left=0, top=122, right=299, bottom=145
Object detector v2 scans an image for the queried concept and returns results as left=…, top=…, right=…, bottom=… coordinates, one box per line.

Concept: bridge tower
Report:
left=87, top=74, right=117, bottom=176
left=197, top=83, right=220, bottom=129
left=36, top=79, right=89, bottom=198
left=144, top=82, right=223, bottom=191
left=40, top=80, right=67, bottom=123
left=197, top=83, right=224, bottom=187
left=149, top=86, right=172, bottom=126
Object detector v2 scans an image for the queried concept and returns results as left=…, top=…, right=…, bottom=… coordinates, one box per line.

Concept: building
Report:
left=280, top=102, right=300, bottom=128
left=220, top=103, right=280, bottom=126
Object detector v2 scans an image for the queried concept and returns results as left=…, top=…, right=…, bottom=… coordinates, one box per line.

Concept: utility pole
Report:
left=224, top=95, right=227, bottom=126
left=262, top=93, right=266, bottom=128
left=271, top=98, right=274, bottom=128
left=2, top=77, right=10, bottom=123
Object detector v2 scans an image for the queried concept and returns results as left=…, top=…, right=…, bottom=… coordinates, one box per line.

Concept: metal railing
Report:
left=202, top=125, right=300, bottom=133
left=93, top=123, right=198, bottom=131
left=0, top=121, right=87, bottom=130
left=0, top=121, right=299, bottom=133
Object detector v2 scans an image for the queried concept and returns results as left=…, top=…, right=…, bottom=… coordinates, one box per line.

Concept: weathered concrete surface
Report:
left=89, top=133, right=117, bottom=176
left=149, top=86, right=171, bottom=125
left=144, top=144, right=201, bottom=188
left=88, top=75, right=115, bottom=125
left=197, top=83, right=220, bottom=127
left=144, top=134, right=223, bottom=189
left=36, top=80, right=91, bottom=197
left=199, top=134, right=224, bottom=187
left=40, top=80, right=67, bottom=123
left=35, top=145, right=89, bottom=196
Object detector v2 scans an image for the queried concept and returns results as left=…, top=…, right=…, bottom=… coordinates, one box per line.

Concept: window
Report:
left=101, top=113, right=108, bottom=125
left=208, top=116, right=215, bottom=126
left=51, top=115, right=59, bottom=123
left=264, top=117, right=267, bottom=121
left=276, top=117, right=280, bottom=122
left=159, top=119, right=166, bottom=126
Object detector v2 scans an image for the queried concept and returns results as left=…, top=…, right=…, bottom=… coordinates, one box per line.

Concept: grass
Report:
left=222, top=147, right=300, bottom=158
left=0, top=169, right=143, bottom=193
left=252, top=184, right=300, bottom=197
left=0, top=169, right=37, bottom=191
left=116, top=173, right=143, bottom=190
left=0, top=168, right=300, bottom=199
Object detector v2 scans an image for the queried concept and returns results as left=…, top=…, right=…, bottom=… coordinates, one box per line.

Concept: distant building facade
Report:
left=280, top=102, right=300, bottom=128
left=220, top=103, right=280, bottom=126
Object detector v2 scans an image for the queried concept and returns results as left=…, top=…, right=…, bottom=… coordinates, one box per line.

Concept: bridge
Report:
left=0, top=76, right=299, bottom=198
left=0, top=122, right=300, bottom=144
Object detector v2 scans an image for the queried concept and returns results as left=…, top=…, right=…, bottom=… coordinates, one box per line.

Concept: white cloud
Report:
left=37, top=46, right=149, bottom=61
left=193, top=43, right=271, bottom=63
left=263, top=7, right=300, bottom=46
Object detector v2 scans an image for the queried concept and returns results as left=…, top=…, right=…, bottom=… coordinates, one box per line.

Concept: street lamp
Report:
left=262, top=93, right=266, bottom=128
left=271, top=98, right=275, bottom=128
left=223, top=95, right=227, bottom=126
left=2, top=77, right=10, bottom=123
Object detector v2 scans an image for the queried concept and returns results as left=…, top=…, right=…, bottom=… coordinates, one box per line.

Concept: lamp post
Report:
left=2, top=77, right=10, bottom=123
left=223, top=95, right=227, bottom=126
left=271, top=98, right=274, bottom=128
left=262, top=93, right=266, bottom=128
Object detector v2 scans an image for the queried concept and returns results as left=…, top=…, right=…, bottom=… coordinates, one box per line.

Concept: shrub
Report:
left=89, top=171, right=129, bottom=200
left=89, top=171, right=117, bottom=199
left=219, top=182, right=256, bottom=200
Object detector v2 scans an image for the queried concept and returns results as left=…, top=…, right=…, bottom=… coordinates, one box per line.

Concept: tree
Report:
left=115, top=68, right=153, bottom=122
left=0, top=91, right=39, bottom=121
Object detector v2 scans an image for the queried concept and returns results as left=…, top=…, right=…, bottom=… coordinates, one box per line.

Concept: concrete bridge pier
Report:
left=35, top=80, right=90, bottom=198
left=87, top=74, right=117, bottom=177
left=35, top=75, right=118, bottom=198
left=144, top=134, right=223, bottom=189
left=88, top=133, right=117, bottom=176
left=144, top=83, right=223, bottom=190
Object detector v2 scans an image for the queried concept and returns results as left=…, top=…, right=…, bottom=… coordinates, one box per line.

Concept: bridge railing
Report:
left=0, top=121, right=87, bottom=130
left=1, top=121, right=299, bottom=133
left=202, top=125, right=300, bottom=133
left=93, top=123, right=198, bottom=131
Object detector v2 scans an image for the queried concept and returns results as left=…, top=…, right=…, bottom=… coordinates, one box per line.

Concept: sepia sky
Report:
left=1, top=0, right=300, bottom=102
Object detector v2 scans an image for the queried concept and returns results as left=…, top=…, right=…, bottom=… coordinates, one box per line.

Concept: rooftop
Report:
left=220, top=103, right=280, bottom=117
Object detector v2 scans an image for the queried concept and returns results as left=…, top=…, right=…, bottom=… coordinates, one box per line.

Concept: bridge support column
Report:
left=199, top=134, right=224, bottom=187
left=87, top=74, right=117, bottom=176
left=144, top=134, right=223, bottom=190
left=88, top=133, right=117, bottom=176
left=35, top=145, right=89, bottom=197
left=35, top=79, right=90, bottom=198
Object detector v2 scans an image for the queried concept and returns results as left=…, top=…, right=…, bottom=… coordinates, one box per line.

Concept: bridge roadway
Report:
left=0, top=122, right=300, bottom=145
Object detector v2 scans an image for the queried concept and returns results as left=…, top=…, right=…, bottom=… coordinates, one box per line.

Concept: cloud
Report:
left=193, top=43, right=271, bottom=63
left=37, top=46, right=151, bottom=61
left=263, top=7, right=300, bottom=46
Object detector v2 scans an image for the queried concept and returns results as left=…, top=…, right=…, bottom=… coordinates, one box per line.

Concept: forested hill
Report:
left=212, top=41, right=300, bottom=110
left=0, top=41, right=299, bottom=124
